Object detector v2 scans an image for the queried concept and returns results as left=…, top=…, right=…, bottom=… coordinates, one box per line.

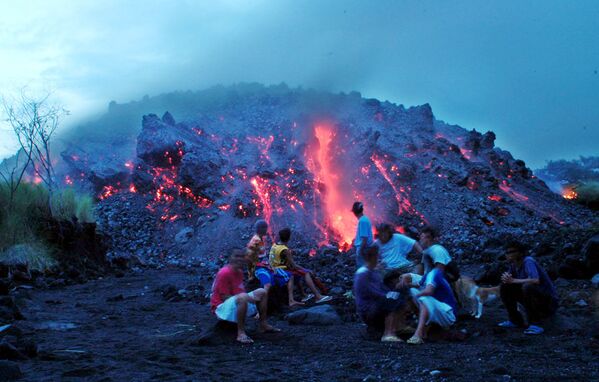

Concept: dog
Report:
left=453, top=276, right=500, bottom=319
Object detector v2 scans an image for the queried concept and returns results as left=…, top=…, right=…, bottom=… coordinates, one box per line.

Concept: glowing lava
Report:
left=562, top=187, right=578, bottom=200
left=305, top=124, right=356, bottom=247
left=250, top=176, right=275, bottom=235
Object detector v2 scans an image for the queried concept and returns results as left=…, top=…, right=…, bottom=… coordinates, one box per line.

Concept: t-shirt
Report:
left=375, top=233, right=416, bottom=269
left=354, top=215, right=374, bottom=254
left=421, top=268, right=457, bottom=313
left=269, top=243, right=289, bottom=269
left=422, top=244, right=451, bottom=274
left=353, top=266, right=389, bottom=317
left=247, top=234, right=268, bottom=276
left=210, top=265, right=245, bottom=312
left=510, top=256, right=557, bottom=300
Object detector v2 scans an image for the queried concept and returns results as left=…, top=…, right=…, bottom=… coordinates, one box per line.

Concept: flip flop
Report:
left=497, top=321, right=519, bottom=328
left=523, top=325, right=544, bottom=335
left=381, top=335, right=403, bottom=343
left=301, top=293, right=315, bottom=303
left=315, top=295, right=332, bottom=304
left=407, top=335, right=424, bottom=345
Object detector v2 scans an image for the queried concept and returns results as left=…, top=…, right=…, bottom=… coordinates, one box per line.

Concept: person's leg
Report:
left=383, top=312, right=402, bottom=337
left=287, top=275, right=303, bottom=307
left=522, top=284, right=553, bottom=325
left=413, top=302, right=429, bottom=339
left=303, top=272, right=323, bottom=299
left=235, top=293, right=252, bottom=343
left=499, top=283, right=525, bottom=326
left=251, top=288, right=280, bottom=333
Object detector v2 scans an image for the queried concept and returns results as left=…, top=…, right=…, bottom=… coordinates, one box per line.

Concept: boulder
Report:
left=591, top=273, right=599, bottom=289
left=287, top=305, right=341, bottom=326
left=175, top=227, right=194, bottom=244
left=583, top=235, right=599, bottom=274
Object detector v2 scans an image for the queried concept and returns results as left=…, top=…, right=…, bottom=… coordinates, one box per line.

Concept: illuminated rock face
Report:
left=57, top=85, right=595, bottom=262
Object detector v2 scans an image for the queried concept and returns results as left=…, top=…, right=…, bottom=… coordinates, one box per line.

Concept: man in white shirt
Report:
left=375, top=223, right=422, bottom=277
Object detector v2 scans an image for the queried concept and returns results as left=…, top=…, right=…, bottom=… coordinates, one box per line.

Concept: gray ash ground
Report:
left=12, top=267, right=599, bottom=382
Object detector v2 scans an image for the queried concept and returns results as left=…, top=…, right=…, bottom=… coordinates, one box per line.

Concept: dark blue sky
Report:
left=1, top=0, right=597, bottom=168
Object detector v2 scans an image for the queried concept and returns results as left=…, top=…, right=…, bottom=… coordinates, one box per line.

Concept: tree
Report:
left=1, top=90, right=68, bottom=216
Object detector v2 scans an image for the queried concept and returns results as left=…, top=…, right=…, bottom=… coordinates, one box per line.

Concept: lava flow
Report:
left=305, top=124, right=356, bottom=248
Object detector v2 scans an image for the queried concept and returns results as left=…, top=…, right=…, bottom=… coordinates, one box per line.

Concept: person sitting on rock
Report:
left=354, top=245, right=408, bottom=342
left=246, top=219, right=270, bottom=282
left=270, top=228, right=332, bottom=305
left=352, top=201, right=374, bottom=269
left=210, top=249, right=280, bottom=344
left=497, top=240, right=558, bottom=335
left=406, top=248, right=458, bottom=345
left=417, top=226, right=460, bottom=283
left=375, top=223, right=422, bottom=286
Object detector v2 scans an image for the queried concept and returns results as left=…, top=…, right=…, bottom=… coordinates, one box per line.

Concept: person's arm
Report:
left=501, top=259, right=540, bottom=285
left=285, top=249, right=299, bottom=269
left=411, top=241, right=423, bottom=254
left=415, top=283, right=435, bottom=298
left=356, top=272, right=388, bottom=300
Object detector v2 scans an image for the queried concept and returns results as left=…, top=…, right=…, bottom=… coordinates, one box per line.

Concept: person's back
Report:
left=354, top=266, right=388, bottom=317
left=422, top=268, right=457, bottom=314
left=269, top=243, right=289, bottom=269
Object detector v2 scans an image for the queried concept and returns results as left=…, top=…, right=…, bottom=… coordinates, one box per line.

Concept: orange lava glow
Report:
left=499, top=180, right=529, bottom=203
left=250, top=176, right=275, bottom=234
left=305, top=124, right=356, bottom=247
left=562, top=187, right=578, bottom=200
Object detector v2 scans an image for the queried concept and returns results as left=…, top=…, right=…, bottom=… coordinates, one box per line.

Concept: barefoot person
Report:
left=498, top=240, right=558, bottom=335
left=210, top=249, right=279, bottom=344
left=270, top=228, right=332, bottom=305
left=407, top=248, right=457, bottom=345
left=354, top=245, right=407, bottom=342
left=352, top=201, right=374, bottom=268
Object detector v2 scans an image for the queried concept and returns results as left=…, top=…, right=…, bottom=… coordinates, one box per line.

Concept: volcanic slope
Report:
left=58, top=83, right=595, bottom=264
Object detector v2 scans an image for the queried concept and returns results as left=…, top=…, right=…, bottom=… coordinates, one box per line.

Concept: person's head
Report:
left=278, top=228, right=291, bottom=243
left=363, top=244, right=379, bottom=269
left=351, top=201, right=364, bottom=218
left=505, top=240, right=527, bottom=263
left=376, top=223, right=394, bottom=244
left=419, top=225, right=439, bottom=249
left=255, top=219, right=268, bottom=236
left=229, top=249, right=247, bottom=269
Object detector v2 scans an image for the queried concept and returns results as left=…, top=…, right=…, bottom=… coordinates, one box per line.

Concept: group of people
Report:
left=351, top=201, right=559, bottom=344
left=210, top=220, right=331, bottom=343
left=210, top=200, right=559, bottom=345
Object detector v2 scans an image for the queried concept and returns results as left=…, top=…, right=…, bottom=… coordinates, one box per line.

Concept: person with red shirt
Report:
left=210, top=249, right=280, bottom=344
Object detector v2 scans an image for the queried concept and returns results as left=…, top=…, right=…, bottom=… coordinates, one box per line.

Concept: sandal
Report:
left=315, top=295, right=333, bottom=304
left=497, top=320, right=519, bottom=328
left=523, top=325, right=544, bottom=335
left=301, top=293, right=315, bottom=303
left=407, top=335, right=424, bottom=345
left=381, top=335, right=403, bottom=343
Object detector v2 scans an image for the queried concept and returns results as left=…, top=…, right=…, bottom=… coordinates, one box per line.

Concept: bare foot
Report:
left=237, top=333, right=254, bottom=344
left=289, top=300, right=305, bottom=307
left=258, top=323, right=282, bottom=333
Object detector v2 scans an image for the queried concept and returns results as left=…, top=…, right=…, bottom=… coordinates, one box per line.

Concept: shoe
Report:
left=301, top=293, right=315, bottom=303
left=497, top=320, right=518, bottom=328
left=315, top=295, right=333, bottom=304
left=381, top=335, right=403, bottom=343
left=523, top=325, right=544, bottom=335
left=407, top=335, right=424, bottom=345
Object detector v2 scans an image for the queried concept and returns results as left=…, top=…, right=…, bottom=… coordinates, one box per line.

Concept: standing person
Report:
left=210, top=249, right=280, bottom=344
left=270, top=228, right=332, bottom=305
left=407, top=249, right=458, bottom=345
left=354, top=245, right=407, bottom=342
left=498, top=241, right=558, bottom=335
left=352, top=201, right=374, bottom=268
left=375, top=223, right=423, bottom=277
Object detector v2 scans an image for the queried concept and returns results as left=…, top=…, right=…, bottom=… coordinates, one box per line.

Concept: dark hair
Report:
left=421, top=225, right=439, bottom=238
left=278, top=228, right=291, bottom=243
left=505, top=240, right=527, bottom=255
left=376, top=223, right=394, bottom=236
left=229, top=248, right=245, bottom=261
left=351, top=201, right=364, bottom=214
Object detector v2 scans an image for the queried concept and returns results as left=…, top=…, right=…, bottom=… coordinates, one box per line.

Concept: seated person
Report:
left=498, top=240, right=559, bottom=335
left=246, top=219, right=270, bottom=281
left=406, top=249, right=457, bottom=345
left=210, top=249, right=280, bottom=344
left=375, top=223, right=422, bottom=284
left=354, top=245, right=408, bottom=342
left=270, top=228, right=332, bottom=305
left=417, top=226, right=460, bottom=283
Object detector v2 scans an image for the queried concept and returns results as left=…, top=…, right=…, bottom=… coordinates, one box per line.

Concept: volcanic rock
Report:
left=175, top=227, right=194, bottom=244
left=287, top=305, right=341, bottom=325
left=0, top=360, right=22, bottom=380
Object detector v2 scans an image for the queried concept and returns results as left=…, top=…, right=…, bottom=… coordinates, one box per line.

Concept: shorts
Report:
left=361, top=296, right=406, bottom=329
left=410, top=288, right=456, bottom=328
left=214, top=292, right=258, bottom=323
left=255, top=267, right=290, bottom=287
